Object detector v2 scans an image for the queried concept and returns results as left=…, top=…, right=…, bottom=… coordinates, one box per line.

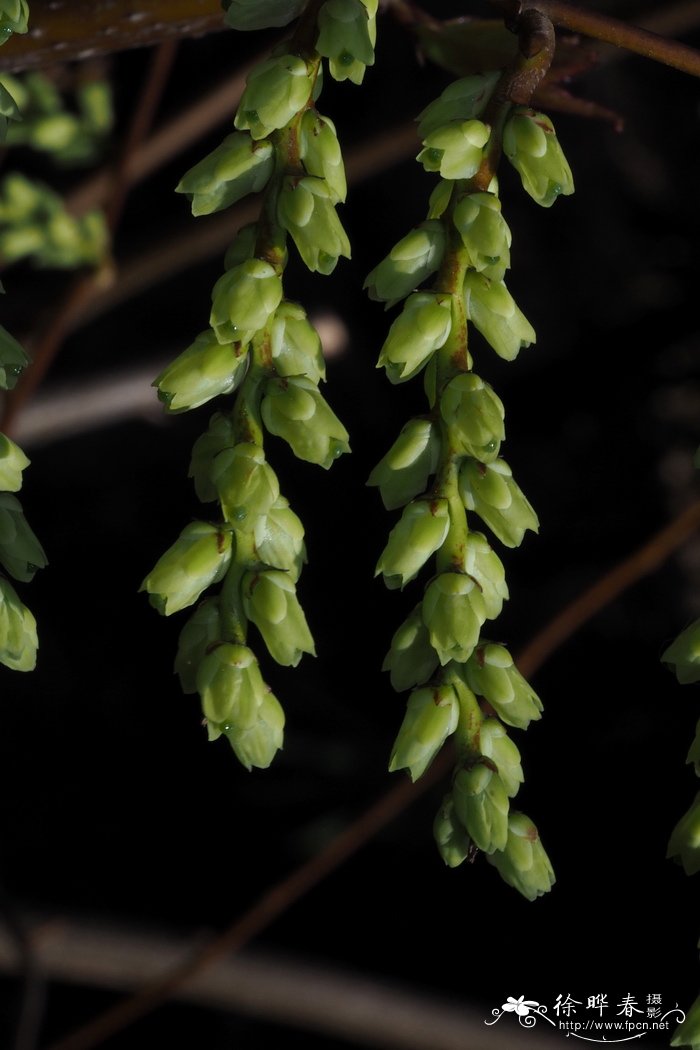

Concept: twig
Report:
left=43, top=496, right=700, bottom=1050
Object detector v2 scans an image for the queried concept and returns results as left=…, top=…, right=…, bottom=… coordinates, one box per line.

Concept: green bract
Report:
left=0, top=493, right=47, bottom=583
left=418, top=120, right=490, bottom=181
left=154, top=330, right=248, bottom=412
left=463, top=271, right=535, bottom=361
left=210, top=259, right=283, bottom=345
left=382, top=604, right=438, bottom=692
left=376, top=498, right=450, bottom=590
left=487, top=812, right=556, bottom=899
left=479, top=718, right=523, bottom=797
left=389, top=683, right=459, bottom=781
left=433, top=794, right=473, bottom=868
left=452, top=761, right=509, bottom=854
left=176, top=132, right=274, bottom=216
left=464, top=643, right=542, bottom=729
left=422, top=572, right=487, bottom=665
left=416, top=73, right=499, bottom=139
left=189, top=413, right=236, bottom=503
left=211, top=442, right=280, bottom=528
left=377, top=292, right=452, bottom=384
left=463, top=532, right=508, bottom=620
left=0, top=432, right=29, bottom=491
left=140, top=521, right=232, bottom=616
left=367, top=418, right=439, bottom=510
left=299, top=110, right=347, bottom=203
left=364, top=221, right=446, bottom=306
left=454, top=192, right=511, bottom=279
left=459, top=457, right=539, bottom=548
left=440, top=372, right=505, bottom=463
left=234, top=54, right=316, bottom=140
left=222, top=0, right=305, bottom=31
left=667, top=792, right=700, bottom=875
left=0, top=575, right=37, bottom=671
left=316, top=0, right=377, bottom=85
left=663, top=619, right=700, bottom=685
left=503, top=108, right=574, bottom=208
left=270, top=302, right=326, bottom=383
left=253, top=496, right=306, bottom=581
left=242, top=568, right=315, bottom=667
left=174, top=599, right=222, bottom=694
left=278, top=175, right=351, bottom=274
left=261, top=375, right=350, bottom=468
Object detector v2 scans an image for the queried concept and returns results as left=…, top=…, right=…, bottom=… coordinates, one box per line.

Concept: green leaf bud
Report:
left=418, top=120, right=490, bottom=181
left=234, top=54, right=316, bottom=140
left=667, top=792, right=700, bottom=875
left=376, top=498, right=450, bottom=590
left=503, top=108, right=574, bottom=208
left=452, top=760, right=509, bottom=854
left=463, top=531, right=508, bottom=620
left=210, top=259, right=283, bottom=346
left=0, top=323, right=29, bottom=389
left=422, top=571, right=487, bottom=665
left=662, top=619, right=700, bottom=685
left=261, top=375, right=350, bottom=468
left=465, top=642, right=542, bottom=729
left=189, top=413, right=236, bottom=503
left=0, top=493, right=46, bottom=583
left=671, top=994, right=700, bottom=1049
left=211, top=442, right=280, bottom=529
left=299, top=110, right=347, bottom=203
left=270, top=301, right=325, bottom=383
left=140, top=521, right=232, bottom=616
left=416, top=73, right=500, bottom=139
left=174, top=598, right=222, bottom=694
left=487, top=811, right=556, bottom=899
left=242, top=568, right=315, bottom=666
left=0, top=433, right=29, bottom=492
left=382, top=603, right=438, bottom=692
left=222, top=0, right=305, bottom=30
left=154, top=330, right=248, bottom=413
left=253, top=496, right=306, bottom=581
left=479, top=717, right=523, bottom=797
left=364, top=221, right=446, bottom=306
left=377, top=292, right=452, bottom=384
left=440, top=372, right=505, bottom=463
left=223, top=222, right=259, bottom=270
left=368, top=418, right=439, bottom=510
left=176, top=132, right=274, bottom=216
left=464, top=272, right=535, bottom=361
left=222, top=686, right=285, bottom=770
left=278, top=175, right=351, bottom=275
left=0, top=576, right=36, bottom=671
left=433, top=793, right=472, bottom=867
left=389, top=683, right=459, bottom=781
left=459, top=458, right=539, bottom=548
left=316, top=0, right=376, bottom=85
left=0, top=0, right=28, bottom=38
left=453, top=192, right=511, bottom=279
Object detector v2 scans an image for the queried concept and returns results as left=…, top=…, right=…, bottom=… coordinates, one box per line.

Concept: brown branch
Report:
left=43, top=496, right=700, bottom=1050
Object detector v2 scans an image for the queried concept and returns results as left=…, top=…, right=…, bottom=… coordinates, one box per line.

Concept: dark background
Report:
left=0, top=0, right=699, bottom=1045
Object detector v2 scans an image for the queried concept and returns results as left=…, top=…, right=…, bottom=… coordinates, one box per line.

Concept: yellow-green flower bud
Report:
left=452, top=760, right=509, bottom=853
left=453, top=192, right=511, bottom=279
left=672, top=994, right=700, bottom=1049
left=211, top=442, right=280, bottom=528
left=140, top=521, right=232, bottom=616
left=433, top=793, right=472, bottom=867
left=223, top=0, right=305, bottom=30
left=270, top=301, right=326, bottom=383
left=0, top=433, right=28, bottom=491
left=377, top=292, right=452, bottom=384
left=299, top=110, right=347, bottom=203
left=0, top=0, right=28, bottom=39
left=465, top=642, right=542, bottom=729
left=376, top=498, right=450, bottom=590
left=463, top=531, right=508, bottom=620
left=242, top=568, right=315, bottom=667
left=459, top=458, right=539, bottom=548
left=418, top=120, right=490, bottom=181
left=667, top=792, right=700, bottom=875
left=368, top=418, right=439, bottom=510
left=197, top=642, right=266, bottom=724
left=0, top=576, right=36, bottom=671
left=222, top=685, right=285, bottom=770
left=176, top=132, right=275, bottom=216
left=422, top=571, right=486, bottom=665
left=189, top=413, right=236, bottom=503
left=503, top=107, right=574, bottom=208
left=416, top=73, right=500, bottom=140
left=154, top=330, right=248, bottom=413
left=234, top=54, right=316, bottom=140
left=389, top=683, right=459, bottom=781
left=479, top=717, right=523, bottom=797
left=278, top=175, right=351, bottom=275
left=0, top=323, right=29, bottom=390
left=440, top=373, right=505, bottom=463
left=487, top=811, right=555, bottom=899
left=382, top=603, right=438, bottom=692
left=662, top=619, right=700, bottom=685
left=261, top=375, right=350, bottom=468
left=253, top=496, right=306, bottom=581
left=0, top=493, right=46, bottom=583
left=174, top=598, right=221, bottom=694
left=316, top=0, right=376, bottom=85
left=464, top=272, right=535, bottom=361
left=364, top=221, right=446, bottom=306
left=210, top=259, right=283, bottom=345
